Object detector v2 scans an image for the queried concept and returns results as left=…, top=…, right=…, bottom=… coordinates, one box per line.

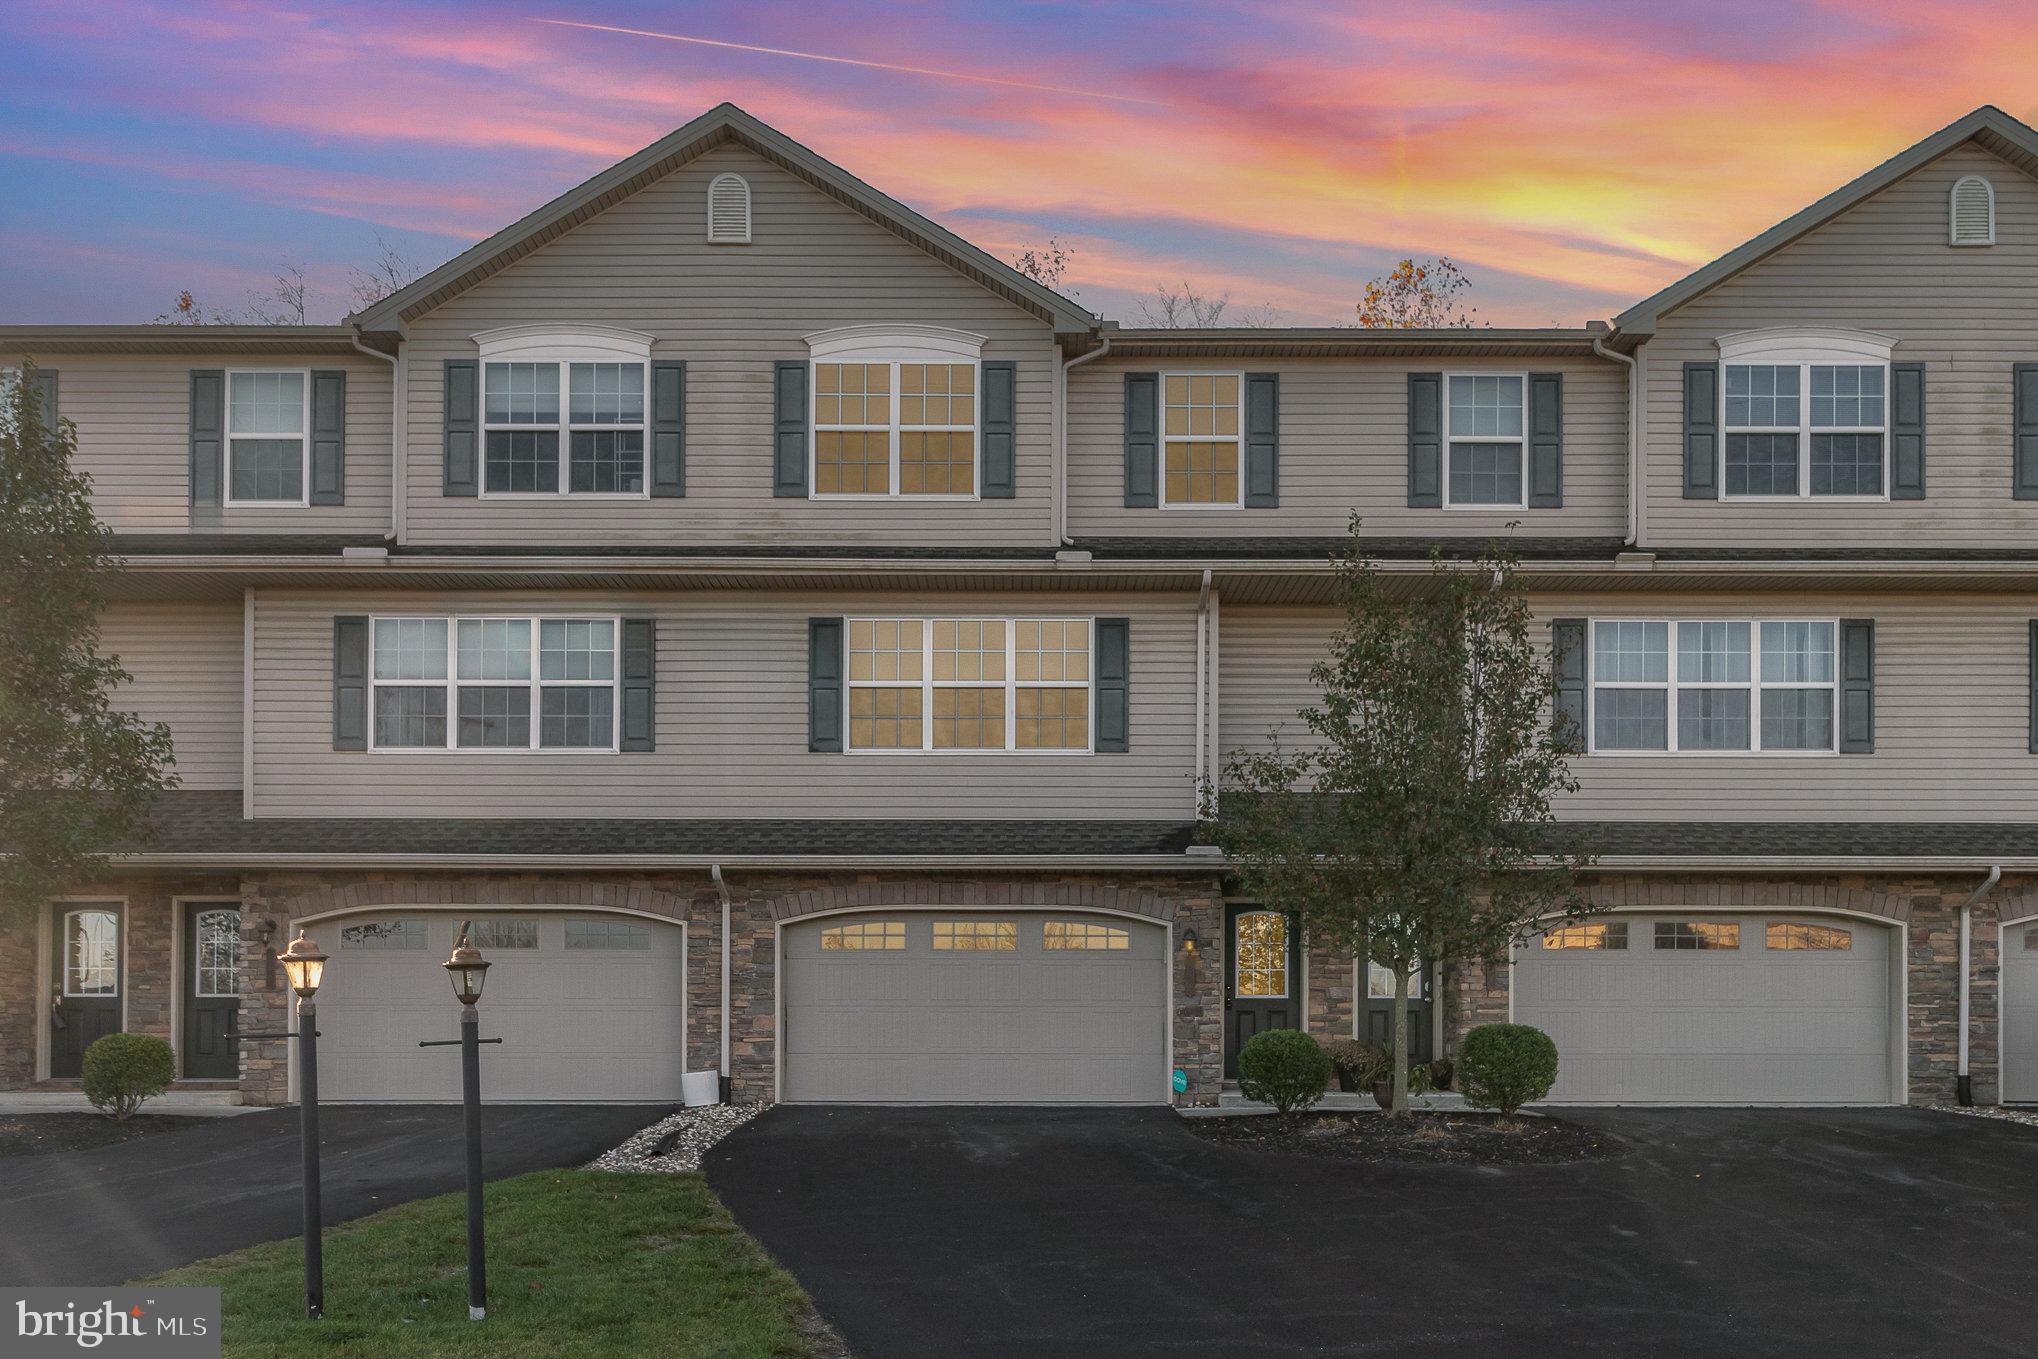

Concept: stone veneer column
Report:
left=0, top=904, right=38, bottom=1087
left=1305, top=939, right=1354, bottom=1043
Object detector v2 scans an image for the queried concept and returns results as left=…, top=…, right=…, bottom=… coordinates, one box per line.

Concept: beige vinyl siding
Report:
left=401, top=143, right=1056, bottom=547
left=0, top=352, right=392, bottom=535
left=1223, top=593, right=2038, bottom=822
left=102, top=599, right=243, bottom=789
left=1067, top=356, right=1627, bottom=540
left=1642, top=144, right=2038, bottom=547
left=249, top=589, right=1194, bottom=819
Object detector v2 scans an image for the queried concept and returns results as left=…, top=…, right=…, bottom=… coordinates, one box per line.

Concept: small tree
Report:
left=1355, top=257, right=1476, bottom=329
left=1, top=362, right=177, bottom=924
left=349, top=233, right=427, bottom=310
left=1210, top=519, right=1592, bottom=1114
left=1135, top=281, right=1281, bottom=328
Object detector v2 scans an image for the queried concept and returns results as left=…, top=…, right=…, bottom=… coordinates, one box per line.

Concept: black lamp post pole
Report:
left=299, top=994, right=324, bottom=1320
left=461, top=1001, right=486, bottom=1321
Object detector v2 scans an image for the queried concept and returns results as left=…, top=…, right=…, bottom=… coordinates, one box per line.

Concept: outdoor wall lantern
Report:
left=1181, top=928, right=1202, bottom=954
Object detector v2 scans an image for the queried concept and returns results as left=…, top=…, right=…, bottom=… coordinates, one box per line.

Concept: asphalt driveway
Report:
left=0, top=1103, right=667, bottom=1285
left=708, top=1105, right=2038, bottom=1359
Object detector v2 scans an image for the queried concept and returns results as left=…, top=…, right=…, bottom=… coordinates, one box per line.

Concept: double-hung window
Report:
left=1444, top=373, right=1526, bottom=507
left=1161, top=373, right=1242, bottom=507
left=813, top=361, right=979, bottom=496
left=482, top=361, right=646, bottom=495
left=369, top=615, right=620, bottom=751
left=225, top=370, right=310, bottom=504
left=1588, top=619, right=1837, bottom=754
left=1719, top=332, right=1892, bottom=499
left=845, top=617, right=1092, bottom=752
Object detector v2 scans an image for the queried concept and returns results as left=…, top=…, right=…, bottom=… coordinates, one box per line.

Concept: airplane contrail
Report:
left=532, top=18, right=1161, bottom=105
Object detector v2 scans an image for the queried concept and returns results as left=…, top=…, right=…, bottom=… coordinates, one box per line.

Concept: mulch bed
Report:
left=1188, top=1110, right=1624, bottom=1166
left=0, top=1113, right=214, bottom=1157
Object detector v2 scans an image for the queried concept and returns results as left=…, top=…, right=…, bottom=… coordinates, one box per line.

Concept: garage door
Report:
left=2004, top=919, right=2038, bottom=1104
left=782, top=911, right=1168, bottom=1104
left=1512, top=913, right=1895, bottom=1105
left=308, top=913, right=684, bottom=1103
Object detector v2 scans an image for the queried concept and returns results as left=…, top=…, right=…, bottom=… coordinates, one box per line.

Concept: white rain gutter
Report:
left=1592, top=324, right=1639, bottom=546
left=348, top=329, right=402, bottom=543
left=1958, top=864, right=2000, bottom=1105
left=710, top=863, right=733, bottom=1094
left=1057, top=334, right=1112, bottom=545
left=1194, top=569, right=1212, bottom=816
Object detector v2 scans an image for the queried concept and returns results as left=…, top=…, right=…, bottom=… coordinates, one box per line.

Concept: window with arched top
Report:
left=1950, top=174, right=1995, bottom=246
left=707, top=172, right=751, bottom=243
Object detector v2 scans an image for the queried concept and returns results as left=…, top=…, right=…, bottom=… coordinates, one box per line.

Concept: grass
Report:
left=147, top=1170, right=838, bottom=1359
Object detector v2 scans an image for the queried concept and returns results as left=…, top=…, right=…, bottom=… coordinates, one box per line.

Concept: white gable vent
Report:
left=707, top=172, right=752, bottom=244
left=1950, top=174, right=1995, bottom=246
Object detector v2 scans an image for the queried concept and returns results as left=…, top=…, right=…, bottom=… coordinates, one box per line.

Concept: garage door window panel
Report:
left=1588, top=619, right=1837, bottom=755
left=820, top=921, right=905, bottom=950
left=565, top=919, right=650, bottom=950
left=1767, top=922, right=1852, bottom=951
left=847, top=617, right=1092, bottom=753
left=1655, top=921, right=1741, bottom=951
left=468, top=919, right=540, bottom=950
left=933, top=920, right=1017, bottom=951
left=1044, top=921, right=1130, bottom=950
left=342, top=919, right=427, bottom=949
left=1543, top=921, right=1628, bottom=950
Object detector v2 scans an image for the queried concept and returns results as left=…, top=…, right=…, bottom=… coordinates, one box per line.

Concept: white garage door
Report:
left=2003, top=919, right=2038, bottom=1104
left=308, top=913, right=684, bottom=1103
left=782, top=911, right=1168, bottom=1104
left=1513, top=913, right=1896, bottom=1105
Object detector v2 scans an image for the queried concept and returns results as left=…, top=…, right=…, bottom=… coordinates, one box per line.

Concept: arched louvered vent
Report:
left=707, top=173, right=751, bottom=244
left=1950, top=175, right=1995, bottom=246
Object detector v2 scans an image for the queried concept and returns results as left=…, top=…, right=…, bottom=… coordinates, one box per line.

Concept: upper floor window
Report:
left=845, top=616, right=1091, bottom=753
left=369, top=614, right=619, bottom=752
left=1445, top=373, right=1526, bottom=507
left=1717, top=329, right=1895, bottom=500
left=1162, top=373, right=1241, bottom=507
left=1950, top=175, right=1995, bottom=246
left=472, top=327, right=655, bottom=498
left=226, top=370, right=310, bottom=505
left=807, top=326, right=985, bottom=498
left=1588, top=618, right=1837, bottom=755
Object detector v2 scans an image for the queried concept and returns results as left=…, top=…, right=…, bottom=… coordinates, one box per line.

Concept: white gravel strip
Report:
left=587, top=1103, right=768, bottom=1174
left=1932, top=1103, right=2038, bottom=1130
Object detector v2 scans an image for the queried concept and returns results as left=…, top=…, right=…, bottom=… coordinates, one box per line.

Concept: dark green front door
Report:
left=1225, top=906, right=1299, bottom=1077
left=50, top=902, right=122, bottom=1078
left=1360, top=959, right=1435, bottom=1063
left=182, top=905, right=242, bottom=1080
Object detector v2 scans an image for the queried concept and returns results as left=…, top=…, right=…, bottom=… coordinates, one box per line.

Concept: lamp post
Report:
left=277, top=930, right=328, bottom=1320
left=444, top=925, right=491, bottom=1322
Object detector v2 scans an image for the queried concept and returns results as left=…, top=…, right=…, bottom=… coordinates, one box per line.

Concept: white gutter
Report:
left=1057, top=335, right=1112, bottom=545
left=1207, top=585, right=1221, bottom=813
left=710, top=863, right=733, bottom=1092
left=1592, top=324, right=1640, bottom=546
left=1958, top=864, right=2001, bottom=1105
left=348, top=330, right=402, bottom=544
left=1194, top=569, right=1212, bottom=815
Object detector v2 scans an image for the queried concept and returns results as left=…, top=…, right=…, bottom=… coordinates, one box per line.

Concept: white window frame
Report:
left=1233, top=909, right=1289, bottom=998
left=366, top=613, right=623, bottom=754
left=1716, top=329, right=1897, bottom=502
left=192, top=907, right=242, bottom=998
left=1585, top=618, right=1840, bottom=757
left=223, top=368, right=312, bottom=508
left=807, top=326, right=986, bottom=501
left=844, top=616, right=1096, bottom=755
left=61, top=906, right=121, bottom=998
left=472, top=326, right=655, bottom=501
left=1158, top=370, right=1246, bottom=510
left=1441, top=370, right=1528, bottom=510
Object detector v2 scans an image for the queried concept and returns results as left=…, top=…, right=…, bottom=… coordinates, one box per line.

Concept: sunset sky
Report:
left=4, top=1, right=2033, bottom=327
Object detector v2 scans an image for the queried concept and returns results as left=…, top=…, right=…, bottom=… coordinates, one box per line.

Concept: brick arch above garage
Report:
left=1578, top=875, right=1920, bottom=925
left=265, top=878, right=697, bottom=927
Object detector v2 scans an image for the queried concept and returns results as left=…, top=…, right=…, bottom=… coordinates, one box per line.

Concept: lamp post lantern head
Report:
left=444, top=925, right=491, bottom=1007
left=278, top=929, right=327, bottom=1000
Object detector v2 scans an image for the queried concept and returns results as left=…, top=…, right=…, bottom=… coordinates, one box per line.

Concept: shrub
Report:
left=1236, top=1029, right=1331, bottom=1114
left=81, top=1033, right=176, bottom=1119
left=1428, top=1056, right=1456, bottom=1091
left=1458, top=1024, right=1559, bottom=1116
left=1320, top=1037, right=1385, bottom=1084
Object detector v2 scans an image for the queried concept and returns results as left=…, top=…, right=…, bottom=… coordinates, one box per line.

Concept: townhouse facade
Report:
left=6, top=102, right=2038, bottom=1110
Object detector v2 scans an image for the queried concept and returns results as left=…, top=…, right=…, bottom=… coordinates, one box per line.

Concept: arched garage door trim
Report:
left=774, top=904, right=1174, bottom=1104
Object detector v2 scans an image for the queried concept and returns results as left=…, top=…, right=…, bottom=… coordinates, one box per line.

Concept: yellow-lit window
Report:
left=813, top=360, right=977, bottom=497
left=1765, top=922, right=1852, bottom=951
left=933, top=920, right=1017, bottom=950
left=1162, top=373, right=1241, bottom=506
left=1233, top=910, right=1287, bottom=996
left=1044, top=921, right=1129, bottom=950
left=814, top=363, right=891, bottom=495
left=899, top=363, right=976, bottom=495
left=820, top=920, right=906, bottom=950
left=846, top=617, right=1092, bottom=753
left=847, top=619, right=924, bottom=749
left=1541, top=921, right=1628, bottom=950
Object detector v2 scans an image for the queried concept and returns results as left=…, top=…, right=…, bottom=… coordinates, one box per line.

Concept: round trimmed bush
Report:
left=1236, top=1029, right=1331, bottom=1115
left=81, top=1032, right=176, bottom=1120
left=1458, top=1023, right=1558, bottom=1116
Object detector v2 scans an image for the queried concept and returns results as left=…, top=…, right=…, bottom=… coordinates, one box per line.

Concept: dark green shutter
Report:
left=1407, top=373, right=1441, bottom=507
left=1838, top=619, right=1874, bottom=754
left=333, top=616, right=369, bottom=751
left=1528, top=372, right=1563, bottom=508
left=1890, top=362, right=1925, bottom=500
left=31, top=368, right=56, bottom=427
left=2015, top=364, right=2038, bottom=500
left=981, top=360, right=1016, bottom=498
left=1551, top=619, right=1587, bottom=753
left=188, top=369, right=224, bottom=506
left=650, top=360, right=686, bottom=497
left=1123, top=372, right=1158, bottom=507
left=1095, top=618, right=1130, bottom=753
left=808, top=617, right=844, bottom=752
left=1683, top=363, right=1719, bottom=499
left=774, top=361, right=808, bottom=497
left=620, top=619, right=656, bottom=752
left=443, top=360, right=478, bottom=496
left=1244, top=372, right=1279, bottom=507
left=309, top=369, right=346, bottom=505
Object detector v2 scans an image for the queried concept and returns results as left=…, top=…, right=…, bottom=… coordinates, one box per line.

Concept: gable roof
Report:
left=1613, top=105, right=2038, bottom=341
left=350, top=103, right=1096, bottom=336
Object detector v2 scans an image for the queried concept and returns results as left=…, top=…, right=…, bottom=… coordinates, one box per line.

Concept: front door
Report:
left=182, top=905, right=242, bottom=1080
left=1225, top=906, right=1299, bottom=1077
left=49, top=903, right=122, bottom=1078
left=1360, top=958, right=1434, bottom=1063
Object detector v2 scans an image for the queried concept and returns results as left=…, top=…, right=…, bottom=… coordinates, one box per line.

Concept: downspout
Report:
left=1591, top=324, right=1639, bottom=547
left=348, top=329, right=402, bottom=544
left=1057, top=334, right=1113, bottom=545
left=1194, top=569, right=1212, bottom=816
left=1958, top=864, right=2001, bottom=1106
left=710, top=863, right=733, bottom=1103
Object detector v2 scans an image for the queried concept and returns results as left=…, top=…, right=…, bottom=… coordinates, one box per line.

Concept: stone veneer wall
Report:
left=1305, top=939, right=1355, bottom=1043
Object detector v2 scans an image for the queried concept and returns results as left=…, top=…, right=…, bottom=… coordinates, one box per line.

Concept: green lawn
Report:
left=147, top=1170, right=840, bottom=1359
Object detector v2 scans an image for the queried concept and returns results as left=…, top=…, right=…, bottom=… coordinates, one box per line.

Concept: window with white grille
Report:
left=1950, top=175, right=1995, bottom=246
left=707, top=173, right=751, bottom=243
